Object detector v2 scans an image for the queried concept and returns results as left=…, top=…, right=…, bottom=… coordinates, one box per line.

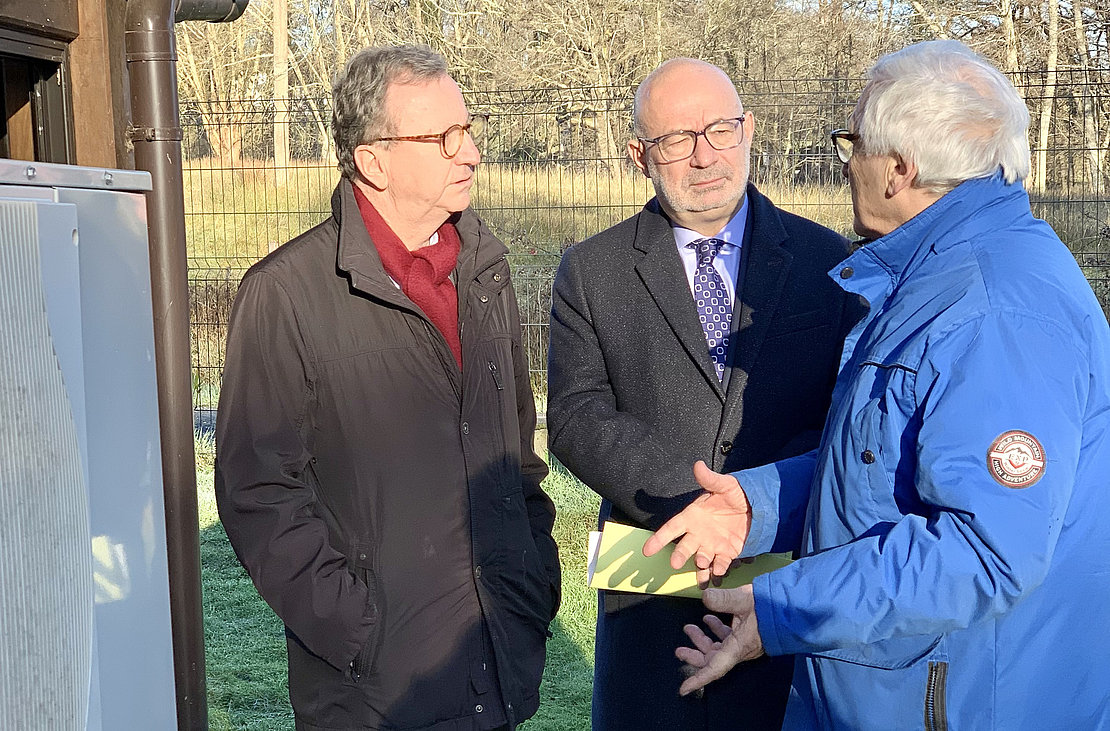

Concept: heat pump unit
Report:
left=0, top=160, right=177, bottom=730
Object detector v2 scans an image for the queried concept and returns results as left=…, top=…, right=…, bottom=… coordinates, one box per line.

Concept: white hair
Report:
left=851, top=40, right=1030, bottom=192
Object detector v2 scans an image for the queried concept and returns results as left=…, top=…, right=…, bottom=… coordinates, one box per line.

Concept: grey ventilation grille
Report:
left=0, top=200, right=94, bottom=729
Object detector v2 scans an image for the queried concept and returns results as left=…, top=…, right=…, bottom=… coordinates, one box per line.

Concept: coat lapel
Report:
left=633, top=201, right=726, bottom=399
left=722, top=184, right=794, bottom=424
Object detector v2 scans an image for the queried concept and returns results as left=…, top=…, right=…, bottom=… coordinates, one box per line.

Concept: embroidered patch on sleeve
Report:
left=987, top=431, right=1046, bottom=488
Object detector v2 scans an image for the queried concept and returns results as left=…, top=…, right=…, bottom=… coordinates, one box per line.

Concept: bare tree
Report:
left=1033, top=0, right=1061, bottom=192
left=1072, top=0, right=1106, bottom=189
left=274, top=0, right=290, bottom=185
left=170, top=0, right=1108, bottom=193
left=177, top=0, right=271, bottom=165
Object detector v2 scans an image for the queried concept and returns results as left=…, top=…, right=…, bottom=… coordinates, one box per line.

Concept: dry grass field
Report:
left=184, top=160, right=861, bottom=406
left=185, top=159, right=1108, bottom=410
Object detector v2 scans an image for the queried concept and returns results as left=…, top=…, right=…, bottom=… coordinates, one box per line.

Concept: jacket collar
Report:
left=331, top=179, right=507, bottom=297
left=837, top=173, right=1030, bottom=301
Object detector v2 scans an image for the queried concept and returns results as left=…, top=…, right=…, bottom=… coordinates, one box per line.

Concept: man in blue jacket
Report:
left=645, top=40, right=1110, bottom=728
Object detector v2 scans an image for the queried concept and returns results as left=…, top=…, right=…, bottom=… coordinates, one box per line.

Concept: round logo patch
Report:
left=987, top=431, right=1046, bottom=488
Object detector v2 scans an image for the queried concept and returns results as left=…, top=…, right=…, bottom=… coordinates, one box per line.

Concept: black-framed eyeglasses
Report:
left=638, top=117, right=746, bottom=163
left=830, top=129, right=860, bottom=164
left=369, top=115, right=488, bottom=158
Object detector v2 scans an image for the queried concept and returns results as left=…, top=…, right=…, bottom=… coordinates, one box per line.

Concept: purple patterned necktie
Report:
left=689, top=238, right=732, bottom=380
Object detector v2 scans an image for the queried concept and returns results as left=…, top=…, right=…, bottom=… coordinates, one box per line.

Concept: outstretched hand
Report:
left=676, top=585, right=765, bottom=696
left=642, top=461, right=752, bottom=583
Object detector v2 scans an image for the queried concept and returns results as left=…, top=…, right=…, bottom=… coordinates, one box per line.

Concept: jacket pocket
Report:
left=814, top=633, right=943, bottom=670
left=346, top=544, right=383, bottom=684
left=924, top=660, right=949, bottom=731
left=498, top=489, right=557, bottom=631
left=851, top=361, right=918, bottom=522
left=765, top=309, right=831, bottom=339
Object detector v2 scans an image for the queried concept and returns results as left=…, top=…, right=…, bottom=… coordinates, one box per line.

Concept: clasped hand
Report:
left=642, top=460, right=753, bottom=586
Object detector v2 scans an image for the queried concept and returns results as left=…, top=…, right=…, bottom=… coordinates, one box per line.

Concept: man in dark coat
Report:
left=547, top=58, right=862, bottom=730
left=215, top=45, right=559, bottom=731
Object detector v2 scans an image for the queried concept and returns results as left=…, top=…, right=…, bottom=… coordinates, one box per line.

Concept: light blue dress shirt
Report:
left=671, top=195, right=749, bottom=304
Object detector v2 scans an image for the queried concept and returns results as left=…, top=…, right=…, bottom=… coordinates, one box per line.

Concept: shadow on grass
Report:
left=201, top=514, right=595, bottom=730
left=201, top=519, right=293, bottom=731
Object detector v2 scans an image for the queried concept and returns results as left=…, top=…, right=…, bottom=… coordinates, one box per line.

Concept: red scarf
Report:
left=352, top=186, right=463, bottom=369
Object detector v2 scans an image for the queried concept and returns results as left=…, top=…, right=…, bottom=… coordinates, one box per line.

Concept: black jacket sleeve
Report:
left=506, top=280, right=560, bottom=620
left=214, top=270, right=376, bottom=672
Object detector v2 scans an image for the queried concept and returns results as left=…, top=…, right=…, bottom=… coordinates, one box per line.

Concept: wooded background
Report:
left=175, top=0, right=1109, bottom=191
left=174, top=1, right=1110, bottom=408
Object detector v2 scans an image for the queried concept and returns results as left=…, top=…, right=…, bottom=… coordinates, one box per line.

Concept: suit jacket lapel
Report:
left=722, top=184, right=794, bottom=422
left=633, top=201, right=727, bottom=399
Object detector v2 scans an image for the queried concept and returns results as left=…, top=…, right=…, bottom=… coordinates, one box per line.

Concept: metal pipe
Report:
left=123, top=2, right=206, bottom=729
left=175, top=0, right=249, bottom=23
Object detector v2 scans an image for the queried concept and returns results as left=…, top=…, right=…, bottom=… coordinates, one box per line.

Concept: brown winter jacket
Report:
left=215, top=180, right=559, bottom=730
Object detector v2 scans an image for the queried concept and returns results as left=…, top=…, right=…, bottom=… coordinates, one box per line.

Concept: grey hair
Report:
left=851, top=40, right=1031, bottom=193
left=331, top=45, right=448, bottom=180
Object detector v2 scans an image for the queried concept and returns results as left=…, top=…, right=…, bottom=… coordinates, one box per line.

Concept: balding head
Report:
left=633, top=59, right=742, bottom=137
left=627, top=58, right=754, bottom=236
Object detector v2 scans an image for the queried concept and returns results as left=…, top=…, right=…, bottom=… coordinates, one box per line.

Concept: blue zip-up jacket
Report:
left=736, top=174, right=1110, bottom=729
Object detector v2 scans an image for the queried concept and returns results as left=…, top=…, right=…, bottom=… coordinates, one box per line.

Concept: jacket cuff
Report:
left=736, top=462, right=783, bottom=556
left=753, top=572, right=788, bottom=657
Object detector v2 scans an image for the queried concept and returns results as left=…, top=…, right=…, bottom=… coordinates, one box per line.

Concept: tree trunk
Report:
left=273, top=0, right=290, bottom=187
left=1001, top=0, right=1019, bottom=75
left=1033, top=0, right=1059, bottom=192
left=207, top=106, right=243, bottom=166
left=1073, top=2, right=1103, bottom=191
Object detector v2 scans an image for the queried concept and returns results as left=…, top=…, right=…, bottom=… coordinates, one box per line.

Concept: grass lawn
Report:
left=197, top=438, right=600, bottom=730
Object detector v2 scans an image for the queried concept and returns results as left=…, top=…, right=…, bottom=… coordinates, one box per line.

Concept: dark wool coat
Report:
left=547, top=185, right=865, bottom=731
left=216, top=180, right=559, bottom=731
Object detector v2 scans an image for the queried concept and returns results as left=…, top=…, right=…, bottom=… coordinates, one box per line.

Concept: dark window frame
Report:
left=0, top=27, right=74, bottom=164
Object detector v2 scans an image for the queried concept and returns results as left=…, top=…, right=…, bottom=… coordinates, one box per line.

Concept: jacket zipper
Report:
left=488, top=360, right=504, bottom=390
left=924, top=660, right=948, bottom=731
left=488, top=359, right=507, bottom=450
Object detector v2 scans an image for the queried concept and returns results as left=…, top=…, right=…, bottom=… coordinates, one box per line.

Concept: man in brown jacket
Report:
left=215, top=45, right=559, bottom=731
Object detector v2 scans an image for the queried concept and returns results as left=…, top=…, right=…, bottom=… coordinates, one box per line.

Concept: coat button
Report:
left=861, top=449, right=876, bottom=464
left=479, top=294, right=489, bottom=303
left=493, top=272, right=502, bottom=282
left=474, top=565, right=482, bottom=580
left=358, top=552, right=367, bottom=561
left=839, top=266, right=854, bottom=279
left=475, top=704, right=484, bottom=713
left=719, top=441, right=733, bottom=455
left=461, top=422, right=469, bottom=435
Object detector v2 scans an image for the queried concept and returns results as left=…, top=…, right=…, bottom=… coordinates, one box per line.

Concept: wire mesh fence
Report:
left=186, top=71, right=1110, bottom=410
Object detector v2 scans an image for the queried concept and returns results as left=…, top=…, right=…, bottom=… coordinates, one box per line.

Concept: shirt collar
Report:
left=670, top=194, right=749, bottom=251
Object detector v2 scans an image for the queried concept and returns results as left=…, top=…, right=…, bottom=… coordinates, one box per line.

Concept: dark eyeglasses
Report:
left=830, top=129, right=860, bottom=164
left=369, top=115, right=488, bottom=158
left=638, top=117, right=746, bottom=163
